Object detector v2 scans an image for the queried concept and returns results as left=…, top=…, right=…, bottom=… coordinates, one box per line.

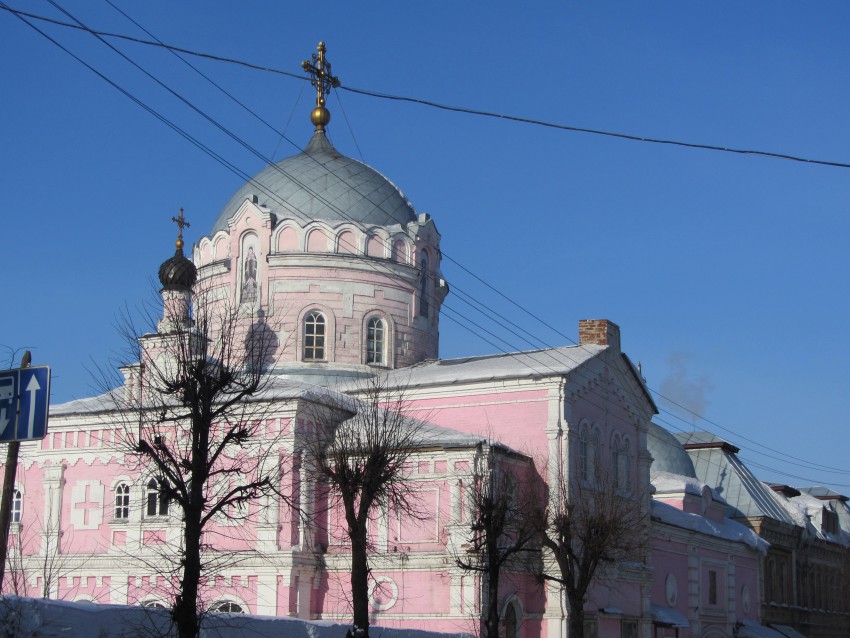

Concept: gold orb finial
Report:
left=302, top=41, right=340, bottom=132
left=311, top=106, right=331, bottom=127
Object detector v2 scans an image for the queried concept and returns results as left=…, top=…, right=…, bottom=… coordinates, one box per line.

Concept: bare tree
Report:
left=454, top=446, right=541, bottom=638
left=303, top=375, right=424, bottom=638
left=4, top=506, right=73, bottom=599
left=106, top=278, right=287, bottom=638
left=535, top=474, right=645, bottom=638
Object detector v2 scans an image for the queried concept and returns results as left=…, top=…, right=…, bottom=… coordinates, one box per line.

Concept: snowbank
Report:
left=0, top=596, right=472, bottom=638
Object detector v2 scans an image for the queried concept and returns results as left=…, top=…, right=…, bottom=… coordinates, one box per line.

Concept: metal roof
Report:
left=674, top=431, right=796, bottom=524
left=211, top=130, right=417, bottom=235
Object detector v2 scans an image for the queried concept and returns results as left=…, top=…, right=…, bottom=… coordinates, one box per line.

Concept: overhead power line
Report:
left=7, top=2, right=848, bottom=489
left=4, top=4, right=850, bottom=170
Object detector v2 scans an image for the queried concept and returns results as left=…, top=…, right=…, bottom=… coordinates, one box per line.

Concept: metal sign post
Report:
left=0, top=352, right=50, bottom=592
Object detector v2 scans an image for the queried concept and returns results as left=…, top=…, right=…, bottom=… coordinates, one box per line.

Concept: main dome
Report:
left=211, top=131, right=417, bottom=235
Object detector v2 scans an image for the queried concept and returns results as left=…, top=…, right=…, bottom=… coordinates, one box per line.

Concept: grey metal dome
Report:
left=211, top=131, right=417, bottom=235
left=647, top=421, right=697, bottom=479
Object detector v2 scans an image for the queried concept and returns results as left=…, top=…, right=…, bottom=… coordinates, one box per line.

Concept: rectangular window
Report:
left=823, top=508, right=838, bottom=535
left=583, top=619, right=597, bottom=638
left=621, top=620, right=638, bottom=638
left=708, top=569, right=718, bottom=605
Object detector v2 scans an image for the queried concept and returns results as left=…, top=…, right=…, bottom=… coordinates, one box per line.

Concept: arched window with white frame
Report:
left=366, top=316, right=386, bottom=365
left=303, top=311, right=326, bottom=361
left=114, top=483, right=130, bottom=520
left=11, top=489, right=22, bottom=523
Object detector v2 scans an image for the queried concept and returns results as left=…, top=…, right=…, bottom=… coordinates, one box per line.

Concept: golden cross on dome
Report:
left=302, top=41, right=340, bottom=131
left=171, top=207, right=190, bottom=251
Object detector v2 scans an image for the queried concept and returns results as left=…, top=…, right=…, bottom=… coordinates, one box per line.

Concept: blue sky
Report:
left=1, top=2, right=848, bottom=490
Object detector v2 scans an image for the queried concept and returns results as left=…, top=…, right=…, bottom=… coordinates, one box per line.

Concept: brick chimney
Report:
left=578, top=319, right=621, bottom=351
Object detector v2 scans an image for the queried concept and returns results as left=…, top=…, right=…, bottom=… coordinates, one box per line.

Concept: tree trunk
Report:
left=174, top=513, right=202, bottom=638
left=567, top=595, right=584, bottom=638
left=485, top=570, right=501, bottom=638
left=350, top=524, right=370, bottom=637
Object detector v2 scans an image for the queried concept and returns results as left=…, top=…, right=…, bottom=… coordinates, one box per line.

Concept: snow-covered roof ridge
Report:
left=381, top=343, right=606, bottom=387
left=50, top=375, right=356, bottom=417
left=651, top=499, right=768, bottom=553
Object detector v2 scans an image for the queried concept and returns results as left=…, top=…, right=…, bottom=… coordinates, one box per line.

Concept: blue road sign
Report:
left=0, top=366, right=51, bottom=442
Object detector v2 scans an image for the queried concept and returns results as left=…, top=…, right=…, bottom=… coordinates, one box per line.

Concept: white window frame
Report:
left=366, top=316, right=386, bottom=365
left=303, top=310, right=326, bottom=361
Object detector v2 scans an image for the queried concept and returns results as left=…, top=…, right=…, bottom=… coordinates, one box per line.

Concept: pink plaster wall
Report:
left=405, top=389, right=551, bottom=456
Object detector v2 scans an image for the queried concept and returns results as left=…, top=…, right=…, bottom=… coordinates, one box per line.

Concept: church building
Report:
left=4, top=44, right=781, bottom=638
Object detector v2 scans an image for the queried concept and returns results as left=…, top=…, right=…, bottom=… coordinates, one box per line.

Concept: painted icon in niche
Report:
left=241, top=242, right=258, bottom=303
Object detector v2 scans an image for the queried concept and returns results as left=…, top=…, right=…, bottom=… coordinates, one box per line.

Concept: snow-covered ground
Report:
left=0, top=596, right=471, bottom=638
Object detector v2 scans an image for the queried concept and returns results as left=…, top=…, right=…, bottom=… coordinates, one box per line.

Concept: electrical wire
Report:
left=7, top=1, right=848, bottom=490
left=4, top=4, right=850, bottom=171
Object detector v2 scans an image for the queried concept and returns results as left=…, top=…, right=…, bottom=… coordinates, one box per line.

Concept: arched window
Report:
left=210, top=601, right=244, bottom=613
left=419, top=254, right=429, bottom=317
left=619, top=437, right=630, bottom=490
left=337, top=230, right=357, bottom=254
left=502, top=601, right=519, bottom=638
left=11, top=489, right=22, bottom=523
left=141, top=600, right=166, bottom=609
left=114, top=483, right=130, bottom=520
left=579, top=428, right=588, bottom=482
left=589, top=430, right=599, bottom=483
left=612, top=435, right=622, bottom=489
left=392, top=239, right=407, bottom=263
left=303, top=311, right=326, bottom=361
left=366, top=317, right=386, bottom=365
left=146, top=478, right=169, bottom=516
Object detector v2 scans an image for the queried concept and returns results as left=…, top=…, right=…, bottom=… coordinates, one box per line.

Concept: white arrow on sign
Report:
left=25, top=375, right=41, bottom=440
left=0, top=407, right=8, bottom=436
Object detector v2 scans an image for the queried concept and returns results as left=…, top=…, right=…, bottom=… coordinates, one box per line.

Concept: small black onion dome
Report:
left=158, top=242, right=197, bottom=291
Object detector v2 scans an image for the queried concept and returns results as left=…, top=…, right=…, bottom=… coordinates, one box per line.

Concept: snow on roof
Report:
left=50, top=390, right=123, bottom=416
left=381, top=344, right=606, bottom=387
left=651, top=499, right=768, bottom=553
left=769, top=488, right=850, bottom=544
left=799, top=486, right=848, bottom=501
left=651, top=471, right=705, bottom=498
left=50, top=375, right=356, bottom=417
left=334, top=412, right=502, bottom=453
left=649, top=604, right=689, bottom=628
left=0, top=596, right=473, bottom=638
left=413, top=420, right=511, bottom=452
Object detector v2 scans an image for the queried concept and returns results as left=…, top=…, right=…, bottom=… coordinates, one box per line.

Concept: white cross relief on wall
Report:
left=71, top=480, right=104, bottom=529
